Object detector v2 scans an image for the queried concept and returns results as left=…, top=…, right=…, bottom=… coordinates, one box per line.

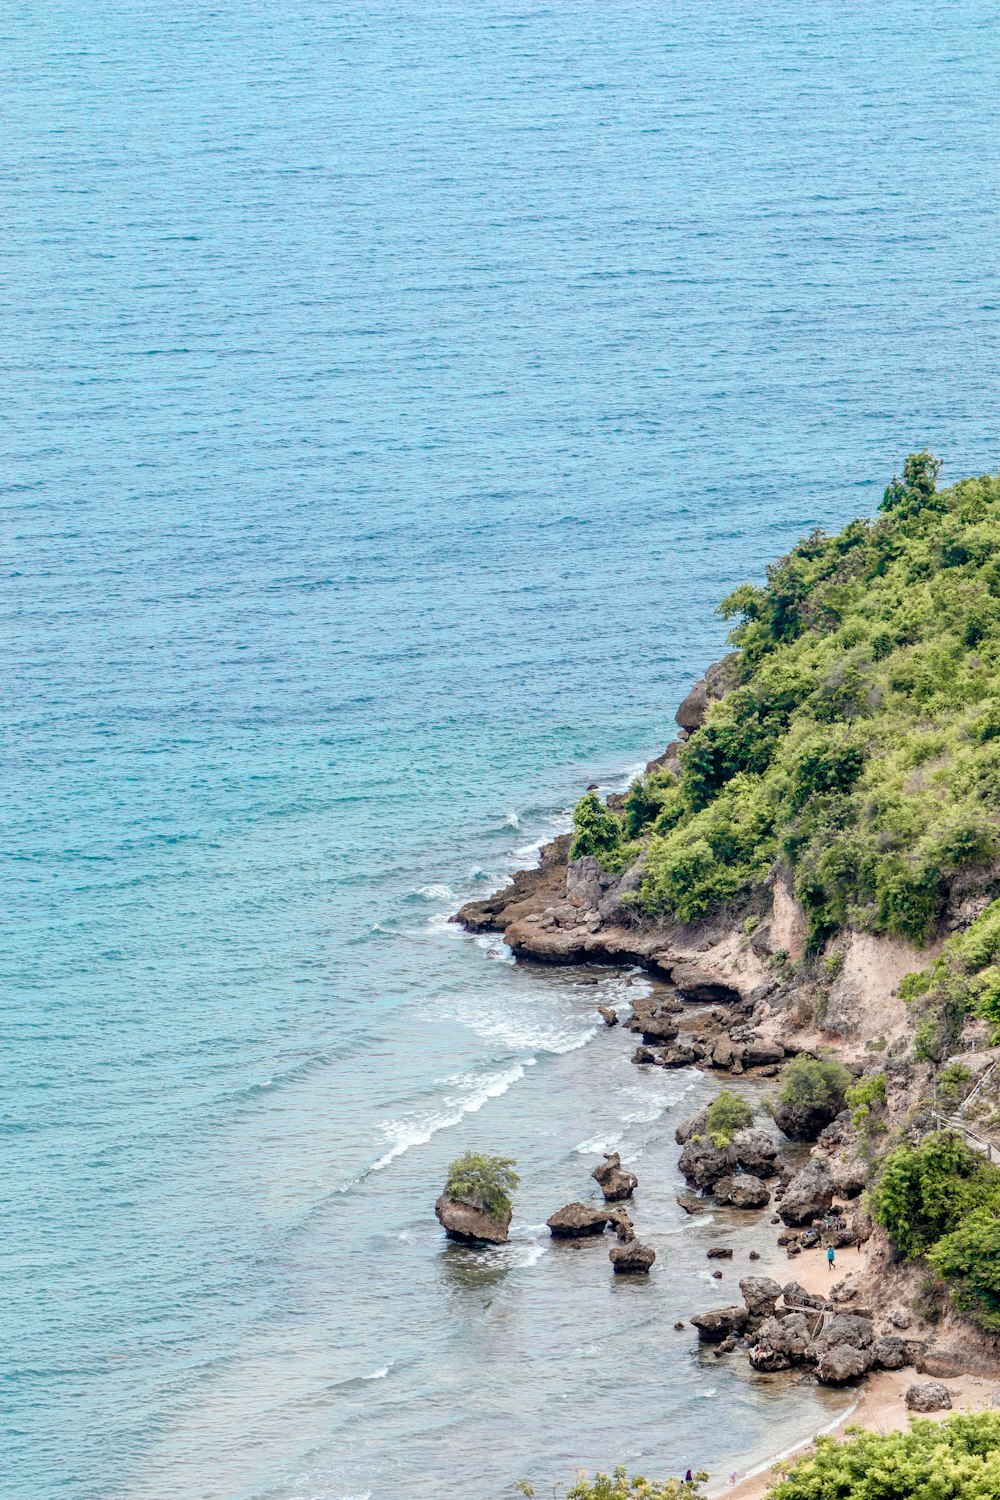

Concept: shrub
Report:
left=571, top=791, right=623, bottom=864
left=927, top=1207, right=1000, bottom=1331
left=938, top=1061, right=972, bottom=1105
left=766, top=1412, right=1000, bottom=1500
left=845, top=1070, right=886, bottom=1130
left=868, top=1131, right=1000, bottom=1260
left=443, top=1152, right=519, bottom=1222
left=517, top=1467, right=705, bottom=1499
left=706, top=1088, right=754, bottom=1147
left=776, top=1054, right=852, bottom=1113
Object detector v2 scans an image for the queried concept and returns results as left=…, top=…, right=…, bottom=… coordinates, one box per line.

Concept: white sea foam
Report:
left=503, top=810, right=521, bottom=828
left=575, top=1131, right=624, bottom=1155
left=414, top=882, right=456, bottom=902
left=370, top=1062, right=527, bottom=1173
left=362, top=1365, right=390, bottom=1381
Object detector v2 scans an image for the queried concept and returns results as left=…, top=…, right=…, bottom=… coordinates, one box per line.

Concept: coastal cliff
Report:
left=457, top=456, right=1000, bottom=1379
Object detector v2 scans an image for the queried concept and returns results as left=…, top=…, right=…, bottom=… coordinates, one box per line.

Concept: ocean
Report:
left=3, top=2, right=999, bottom=1496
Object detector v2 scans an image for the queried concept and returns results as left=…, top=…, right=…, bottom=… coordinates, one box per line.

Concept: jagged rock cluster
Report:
left=546, top=1153, right=656, bottom=1275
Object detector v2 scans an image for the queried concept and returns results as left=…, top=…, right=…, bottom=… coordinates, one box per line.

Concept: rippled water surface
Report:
left=4, top=2, right=1000, bottom=1496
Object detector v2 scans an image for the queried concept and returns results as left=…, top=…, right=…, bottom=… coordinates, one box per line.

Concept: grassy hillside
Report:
left=573, top=454, right=1000, bottom=950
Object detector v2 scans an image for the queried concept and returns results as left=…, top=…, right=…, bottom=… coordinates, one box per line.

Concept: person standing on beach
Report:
left=827, top=1245, right=835, bottom=1270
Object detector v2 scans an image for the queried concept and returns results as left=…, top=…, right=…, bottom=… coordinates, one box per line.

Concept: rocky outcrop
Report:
left=750, top=1312, right=814, bottom=1370
left=740, top=1276, right=782, bottom=1318
left=772, top=1099, right=841, bottom=1142
left=782, top=1281, right=826, bottom=1312
left=691, top=1305, right=749, bottom=1341
left=597, top=1005, right=618, bottom=1027
left=731, top=1128, right=779, bottom=1176
left=675, top=1106, right=709, bottom=1145
left=435, top=1195, right=511, bottom=1245
left=610, top=1240, right=656, bottom=1274
left=591, top=1153, right=638, bottom=1203
left=872, top=1336, right=908, bottom=1370
left=456, top=834, right=572, bottom=933
left=546, top=1202, right=613, bottom=1238
left=816, top=1343, right=872, bottom=1384
left=808, top=1314, right=874, bottom=1357
left=778, top=1158, right=835, bottom=1226
left=678, top=1138, right=735, bottom=1189
left=674, top=656, right=738, bottom=732
left=714, top=1173, right=771, bottom=1209
left=906, top=1381, right=952, bottom=1412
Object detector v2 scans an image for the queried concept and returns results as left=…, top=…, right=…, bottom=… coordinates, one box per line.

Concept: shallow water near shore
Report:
left=5, top=1, right=1000, bottom=1496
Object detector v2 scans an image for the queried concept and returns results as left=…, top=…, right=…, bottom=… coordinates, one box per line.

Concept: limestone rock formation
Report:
left=690, top=1305, right=749, bottom=1341
left=731, top=1128, right=779, bottom=1176
left=435, top=1195, right=511, bottom=1245
left=714, top=1173, right=771, bottom=1209
left=739, top=1276, right=782, bottom=1318
left=816, top=1343, right=872, bottom=1384
left=546, top=1202, right=612, bottom=1238
left=610, top=1240, right=656, bottom=1274
left=591, top=1152, right=638, bottom=1203
left=778, top=1157, right=835, bottom=1226
left=905, top=1381, right=952, bottom=1412
left=772, top=1099, right=841, bottom=1142
left=675, top=1106, right=709, bottom=1145
left=678, top=1138, right=735, bottom=1189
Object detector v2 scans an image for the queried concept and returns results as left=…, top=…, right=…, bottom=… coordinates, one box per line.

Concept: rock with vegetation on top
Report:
left=906, top=1381, right=952, bottom=1412
left=714, top=1173, right=771, bottom=1209
left=435, top=1196, right=512, bottom=1245
left=778, top=1157, right=835, bottom=1226
left=546, top=1202, right=613, bottom=1238
left=591, top=1152, right=638, bottom=1203
left=772, top=1099, right=842, bottom=1142
left=610, top=1239, right=656, bottom=1274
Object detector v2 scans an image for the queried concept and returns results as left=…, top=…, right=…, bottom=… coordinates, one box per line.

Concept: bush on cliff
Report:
left=443, top=1152, right=519, bottom=1222
left=776, top=1054, right=851, bottom=1114
left=766, top=1412, right=1000, bottom=1500
left=706, top=1088, right=754, bottom=1146
left=901, top=899, right=1000, bottom=1047
left=576, top=457, right=1000, bottom=945
left=869, top=1131, right=1000, bottom=1330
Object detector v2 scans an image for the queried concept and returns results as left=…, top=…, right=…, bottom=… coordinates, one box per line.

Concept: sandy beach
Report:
left=711, top=1235, right=999, bottom=1500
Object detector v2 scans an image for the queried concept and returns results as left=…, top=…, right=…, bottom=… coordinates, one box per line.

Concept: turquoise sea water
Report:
left=4, top=3, right=1000, bottom=1496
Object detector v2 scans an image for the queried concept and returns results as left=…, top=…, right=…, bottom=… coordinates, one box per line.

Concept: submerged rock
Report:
left=610, top=1239, right=656, bottom=1274
left=435, top=1195, right=511, bottom=1245
left=546, top=1202, right=612, bottom=1238
left=592, top=1152, right=638, bottom=1203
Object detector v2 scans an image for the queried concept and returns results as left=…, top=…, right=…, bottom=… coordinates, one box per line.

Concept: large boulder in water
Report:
left=679, top=1138, right=735, bottom=1189
left=690, top=1305, right=749, bottom=1341
left=731, top=1128, right=779, bottom=1176
left=714, top=1173, right=771, bottom=1209
left=435, top=1195, right=511, bottom=1245
left=546, top=1202, right=613, bottom=1238
left=591, top=1152, right=638, bottom=1203
left=778, top=1158, right=835, bottom=1226
left=610, top=1240, right=656, bottom=1274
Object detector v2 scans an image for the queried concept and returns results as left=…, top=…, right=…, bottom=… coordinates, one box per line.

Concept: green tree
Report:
left=868, top=1131, right=999, bottom=1259
left=443, top=1152, right=519, bottom=1222
left=777, top=1054, right=852, bottom=1113
left=706, top=1088, right=755, bottom=1147
left=571, top=791, right=622, bottom=862
left=767, top=1413, right=1000, bottom=1500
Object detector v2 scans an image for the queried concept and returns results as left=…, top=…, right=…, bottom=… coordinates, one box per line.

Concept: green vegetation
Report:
left=902, top=899, right=1000, bottom=1048
left=574, top=456, right=1000, bottom=947
left=776, top=1053, right=852, bottom=1113
left=845, top=1070, right=887, bottom=1129
left=706, top=1088, right=754, bottom=1147
left=443, top=1152, right=519, bottom=1222
left=766, top=1413, right=1000, bottom=1500
left=518, top=1468, right=705, bottom=1499
left=869, top=1131, right=1000, bottom=1330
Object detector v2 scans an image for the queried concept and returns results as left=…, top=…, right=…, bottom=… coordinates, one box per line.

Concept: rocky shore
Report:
left=453, top=657, right=1000, bottom=1405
